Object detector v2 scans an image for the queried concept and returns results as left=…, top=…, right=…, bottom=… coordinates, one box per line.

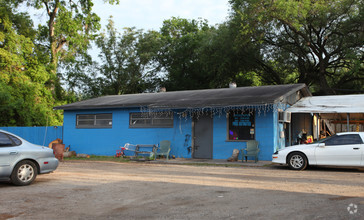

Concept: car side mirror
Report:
left=318, top=143, right=325, bottom=148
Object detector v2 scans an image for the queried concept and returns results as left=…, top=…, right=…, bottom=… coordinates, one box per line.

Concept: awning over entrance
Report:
left=286, top=94, right=364, bottom=114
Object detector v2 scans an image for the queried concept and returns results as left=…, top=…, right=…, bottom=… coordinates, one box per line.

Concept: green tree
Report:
left=229, top=0, right=364, bottom=94
left=157, top=17, right=213, bottom=91
left=65, top=18, right=161, bottom=98
left=198, top=21, right=262, bottom=88
left=95, top=19, right=160, bottom=95
left=12, top=0, right=119, bottom=99
left=157, top=17, right=261, bottom=91
left=0, top=1, right=62, bottom=126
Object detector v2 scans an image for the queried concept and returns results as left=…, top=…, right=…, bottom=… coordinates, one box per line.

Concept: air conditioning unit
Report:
left=279, top=111, right=291, bottom=123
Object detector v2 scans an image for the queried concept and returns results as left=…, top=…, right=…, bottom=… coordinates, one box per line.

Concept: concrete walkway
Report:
left=148, top=158, right=273, bottom=167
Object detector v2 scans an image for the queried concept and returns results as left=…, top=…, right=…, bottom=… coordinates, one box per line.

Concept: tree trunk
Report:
left=44, top=0, right=61, bottom=96
left=48, top=2, right=59, bottom=77
left=318, top=62, right=335, bottom=95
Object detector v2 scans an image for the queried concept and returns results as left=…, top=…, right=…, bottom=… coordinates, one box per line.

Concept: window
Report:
left=129, top=112, right=173, bottom=128
left=76, top=114, right=112, bottom=128
left=8, top=135, right=22, bottom=146
left=228, top=110, right=255, bottom=141
left=324, top=134, right=363, bottom=146
left=0, top=132, right=21, bottom=147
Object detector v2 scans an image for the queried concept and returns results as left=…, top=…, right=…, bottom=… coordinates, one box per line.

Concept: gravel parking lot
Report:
left=1, top=161, right=363, bottom=220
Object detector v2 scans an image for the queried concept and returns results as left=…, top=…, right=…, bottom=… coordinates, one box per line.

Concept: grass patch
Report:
left=64, top=156, right=264, bottom=168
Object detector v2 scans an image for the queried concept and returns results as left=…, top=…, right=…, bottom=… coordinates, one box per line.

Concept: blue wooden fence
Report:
left=0, top=126, right=63, bottom=146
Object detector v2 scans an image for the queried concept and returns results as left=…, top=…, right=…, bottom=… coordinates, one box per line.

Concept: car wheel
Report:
left=287, top=152, right=308, bottom=171
left=11, top=160, right=38, bottom=186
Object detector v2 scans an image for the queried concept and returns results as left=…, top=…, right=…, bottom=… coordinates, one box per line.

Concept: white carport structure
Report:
left=286, top=94, right=364, bottom=144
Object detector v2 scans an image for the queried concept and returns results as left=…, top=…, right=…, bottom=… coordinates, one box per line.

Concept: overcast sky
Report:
left=25, top=0, right=231, bottom=64
left=27, top=0, right=231, bottom=32
left=94, top=0, right=231, bottom=31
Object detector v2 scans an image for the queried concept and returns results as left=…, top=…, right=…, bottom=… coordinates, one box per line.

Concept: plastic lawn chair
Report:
left=155, top=140, right=171, bottom=160
left=241, top=140, right=260, bottom=163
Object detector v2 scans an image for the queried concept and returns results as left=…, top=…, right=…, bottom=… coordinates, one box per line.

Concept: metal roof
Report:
left=286, top=94, right=364, bottom=113
left=54, top=84, right=310, bottom=110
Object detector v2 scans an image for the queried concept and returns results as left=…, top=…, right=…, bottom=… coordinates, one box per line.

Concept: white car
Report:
left=0, top=130, right=59, bottom=185
left=272, top=132, right=364, bottom=170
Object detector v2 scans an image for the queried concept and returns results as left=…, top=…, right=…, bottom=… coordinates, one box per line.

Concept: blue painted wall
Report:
left=210, top=109, right=276, bottom=161
left=0, top=126, right=63, bottom=146
left=212, top=114, right=242, bottom=160
left=62, top=107, right=278, bottom=161
left=63, top=109, right=193, bottom=158
left=256, top=110, right=276, bottom=160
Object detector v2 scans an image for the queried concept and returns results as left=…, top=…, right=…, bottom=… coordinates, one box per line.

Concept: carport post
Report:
left=347, top=113, right=350, bottom=132
left=315, top=113, right=319, bottom=140
left=288, top=122, right=291, bottom=146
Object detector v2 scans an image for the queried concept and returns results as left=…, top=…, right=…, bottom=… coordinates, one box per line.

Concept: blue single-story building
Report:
left=54, top=84, right=311, bottom=161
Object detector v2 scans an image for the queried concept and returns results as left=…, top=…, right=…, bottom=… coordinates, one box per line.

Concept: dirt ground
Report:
left=1, top=161, right=363, bottom=220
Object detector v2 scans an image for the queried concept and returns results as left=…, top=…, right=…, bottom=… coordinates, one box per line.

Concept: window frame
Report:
left=226, top=110, right=256, bottom=141
left=129, top=112, right=174, bottom=128
left=76, top=113, right=113, bottom=129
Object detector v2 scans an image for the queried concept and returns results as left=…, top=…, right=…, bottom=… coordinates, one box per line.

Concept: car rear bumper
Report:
left=38, top=157, right=59, bottom=174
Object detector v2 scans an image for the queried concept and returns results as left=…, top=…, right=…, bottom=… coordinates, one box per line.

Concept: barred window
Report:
left=129, top=112, right=173, bottom=128
left=76, top=114, right=112, bottom=128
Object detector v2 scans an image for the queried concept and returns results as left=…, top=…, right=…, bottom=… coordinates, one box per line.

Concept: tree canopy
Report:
left=66, top=18, right=161, bottom=98
left=229, top=0, right=364, bottom=94
left=0, top=1, right=62, bottom=126
left=1, top=0, right=363, bottom=126
left=0, top=0, right=119, bottom=126
left=156, top=17, right=261, bottom=91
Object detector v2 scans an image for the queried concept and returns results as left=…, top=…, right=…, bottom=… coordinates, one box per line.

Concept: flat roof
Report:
left=286, top=94, right=364, bottom=113
left=54, top=84, right=310, bottom=110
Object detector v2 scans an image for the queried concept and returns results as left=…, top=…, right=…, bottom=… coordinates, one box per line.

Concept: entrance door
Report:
left=192, top=113, right=213, bottom=159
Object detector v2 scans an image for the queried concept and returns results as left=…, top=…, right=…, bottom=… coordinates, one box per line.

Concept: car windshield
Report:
left=310, top=135, right=337, bottom=144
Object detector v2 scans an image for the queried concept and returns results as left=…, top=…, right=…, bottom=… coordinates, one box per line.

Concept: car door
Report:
left=0, top=132, right=21, bottom=176
left=315, top=134, right=363, bottom=166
